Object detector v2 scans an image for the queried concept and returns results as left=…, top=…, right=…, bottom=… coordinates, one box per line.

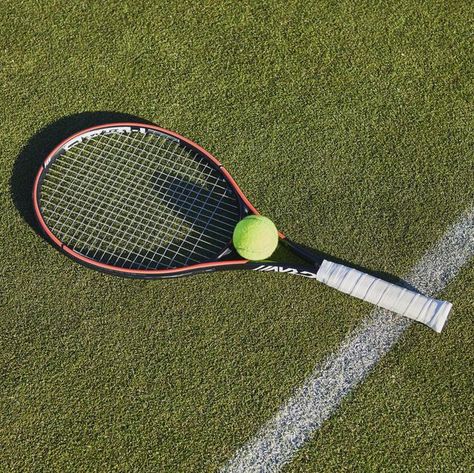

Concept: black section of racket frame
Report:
left=59, top=238, right=324, bottom=280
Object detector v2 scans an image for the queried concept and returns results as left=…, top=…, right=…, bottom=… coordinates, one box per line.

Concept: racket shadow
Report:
left=12, top=115, right=415, bottom=290
left=278, top=241, right=417, bottom=292
left=10, top=111, right=154, bottom=237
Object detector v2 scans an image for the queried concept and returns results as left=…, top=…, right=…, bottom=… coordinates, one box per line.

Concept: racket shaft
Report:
left=316, top=260, right=451, bottom=332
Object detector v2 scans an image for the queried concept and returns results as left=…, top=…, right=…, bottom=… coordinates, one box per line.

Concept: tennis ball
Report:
left=233, top=215, right=278, bottom=260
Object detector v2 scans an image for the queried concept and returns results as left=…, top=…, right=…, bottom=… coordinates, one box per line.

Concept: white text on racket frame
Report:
left=253, top=265, right=318, bottom=279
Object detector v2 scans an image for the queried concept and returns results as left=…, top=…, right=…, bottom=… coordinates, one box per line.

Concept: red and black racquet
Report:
left=33, top=123, right=452, bottom=332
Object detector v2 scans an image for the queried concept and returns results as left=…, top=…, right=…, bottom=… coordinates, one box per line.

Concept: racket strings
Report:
left=40, top=129, right=241, bottom=270
left=44, top=135, right=233, bottom=270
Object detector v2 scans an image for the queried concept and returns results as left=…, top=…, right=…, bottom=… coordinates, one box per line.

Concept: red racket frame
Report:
left=33, top=122, right=290, bottom=278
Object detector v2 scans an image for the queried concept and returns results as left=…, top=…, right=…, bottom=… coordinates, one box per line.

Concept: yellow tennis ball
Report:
left=233, top=215, right=278, bottom=260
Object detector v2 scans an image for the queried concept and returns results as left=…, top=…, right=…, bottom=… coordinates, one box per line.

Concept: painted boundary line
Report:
left=221, top=208, right=474, bottom=473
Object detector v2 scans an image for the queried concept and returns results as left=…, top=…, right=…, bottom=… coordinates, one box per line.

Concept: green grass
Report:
left=1, top=0, right=473, bottom=471
left=287, top=272, right=474, bottom=472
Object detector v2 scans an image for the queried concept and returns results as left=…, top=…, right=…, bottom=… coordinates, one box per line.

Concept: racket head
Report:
left=33, top=122, right=267, bottom=278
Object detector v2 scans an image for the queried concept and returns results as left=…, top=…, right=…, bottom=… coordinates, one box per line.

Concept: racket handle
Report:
left=316, top=260, right=451, bottom=332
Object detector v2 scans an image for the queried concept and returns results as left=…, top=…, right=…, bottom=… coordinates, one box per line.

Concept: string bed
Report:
left=39, top=129, right=241, bottom=270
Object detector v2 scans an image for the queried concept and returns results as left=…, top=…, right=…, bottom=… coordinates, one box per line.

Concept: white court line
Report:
left=221, top=207, right=474, bottom=473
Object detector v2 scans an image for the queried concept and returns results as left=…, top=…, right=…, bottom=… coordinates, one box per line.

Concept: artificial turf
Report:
left=1, top=0, right=473, bottom=471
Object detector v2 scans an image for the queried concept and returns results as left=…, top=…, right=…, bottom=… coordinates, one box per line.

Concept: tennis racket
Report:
left=33, top=123, right=452, bottom=332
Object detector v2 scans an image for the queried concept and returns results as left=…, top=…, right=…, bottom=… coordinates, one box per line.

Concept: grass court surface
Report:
left=1, top=1, right=473, bottom=471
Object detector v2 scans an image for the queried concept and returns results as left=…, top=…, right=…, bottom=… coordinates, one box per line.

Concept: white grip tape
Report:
left=316, top=260, right=452, bottom=332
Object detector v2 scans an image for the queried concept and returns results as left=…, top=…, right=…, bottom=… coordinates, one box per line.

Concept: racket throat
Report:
left=252, top=263, right=319, bottom=279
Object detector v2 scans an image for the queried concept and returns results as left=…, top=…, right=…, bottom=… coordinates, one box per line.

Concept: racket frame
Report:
left=32, top=122, right=453, bottom=332
left=33, top=122, right=320, bottom=279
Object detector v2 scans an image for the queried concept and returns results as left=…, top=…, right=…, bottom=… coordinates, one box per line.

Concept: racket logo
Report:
left=253, top=265, right=318, bottom=279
